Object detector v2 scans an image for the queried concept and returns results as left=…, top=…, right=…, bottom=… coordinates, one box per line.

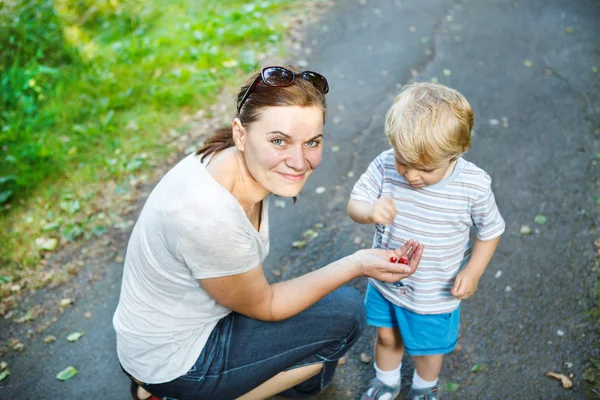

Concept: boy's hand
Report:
left=451, top=269, right=480, bottom=300
left=370, top=196, right=397, bottom=225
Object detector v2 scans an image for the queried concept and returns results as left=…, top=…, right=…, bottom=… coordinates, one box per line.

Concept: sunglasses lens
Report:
left=263, top=67, right=294, bottom=86
left=301, top=71, right=329, bottom=93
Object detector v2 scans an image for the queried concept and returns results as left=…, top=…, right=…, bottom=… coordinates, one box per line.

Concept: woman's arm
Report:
left=200, top=241, right=423, bottom=321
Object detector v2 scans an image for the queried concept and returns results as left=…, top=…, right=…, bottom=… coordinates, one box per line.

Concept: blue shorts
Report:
left=364, top=283, right=460, bottom=356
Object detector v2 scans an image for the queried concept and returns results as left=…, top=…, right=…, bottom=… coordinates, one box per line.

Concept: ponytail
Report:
left=196, top=126, right=235, bottom=162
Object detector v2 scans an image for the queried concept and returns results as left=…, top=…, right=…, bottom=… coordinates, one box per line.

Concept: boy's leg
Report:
left=361, top=284, right=403, bottom=399
left=375, top=327, right=405, bottom=370
left=412, top=354, right=444, bottom=381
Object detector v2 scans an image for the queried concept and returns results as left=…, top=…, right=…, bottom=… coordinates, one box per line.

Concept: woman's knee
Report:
left=323, top=286, right=366, bottom=340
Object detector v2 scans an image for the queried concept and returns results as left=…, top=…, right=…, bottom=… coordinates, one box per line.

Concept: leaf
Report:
left=520, top=225, right=532, bottom=235
left=35, top=237, right=58, bottom=251
left=43, top=335, right=57, bottom=343
left=583, top=368, right=595, bottom=383
left=445, top=382, right=460, bottom=392
left=292, top=240, right=306, bottom=249
left=56, top=366, right=78, bottom=381
left=470, top=363, right=484, bottom=372
left=0, top=190, right=13, bottom=204
left=43, top=221, right=61, bottom=231
left=60, top=298, right=74, bottom=307
left=67, top=332, right=84, bottom=342
left=125, top=158, right=143, bottom=172
left=442, top=69, right=452, bottom=76
left=0, top=175, right=17, bottom=185
left=331, top=145, right=340, bottom=152
left=546, top=371, right=572, bottom=388
left=523, top=60, right=534, bottom=68
left=59, top=199, right=80, bottom=215
left=534, top=214, right=547, bottom=224
left=0, top=276, right=12, bottom=283
left=0, top=369, right=10, bottom=382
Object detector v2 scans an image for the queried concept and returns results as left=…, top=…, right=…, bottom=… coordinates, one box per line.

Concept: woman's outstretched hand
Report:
left=348, top=240, right=423, bottom=282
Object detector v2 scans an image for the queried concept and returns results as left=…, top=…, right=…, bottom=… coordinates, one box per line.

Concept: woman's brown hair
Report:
left=196, top=65, right=327, bottom=162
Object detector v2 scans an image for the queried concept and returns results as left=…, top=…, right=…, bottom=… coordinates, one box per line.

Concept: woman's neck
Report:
left=207, top=147, right=268, bottom=212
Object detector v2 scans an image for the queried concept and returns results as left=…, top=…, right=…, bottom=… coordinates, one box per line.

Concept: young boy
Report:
left=349, top=82, right=505, bottom=400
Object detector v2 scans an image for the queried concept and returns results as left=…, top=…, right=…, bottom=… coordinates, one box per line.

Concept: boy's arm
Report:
left=348, top=197, right=397, bottom=225
left=451, top=236, right=501, bottom=299
left=347, top=199, right=375, bottom=224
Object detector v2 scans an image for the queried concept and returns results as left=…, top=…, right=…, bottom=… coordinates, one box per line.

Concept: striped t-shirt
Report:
left=351, top=149, right=505, bottom=314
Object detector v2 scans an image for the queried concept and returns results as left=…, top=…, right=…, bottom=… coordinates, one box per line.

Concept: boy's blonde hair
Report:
left=385, top=82, right=473, bottom=168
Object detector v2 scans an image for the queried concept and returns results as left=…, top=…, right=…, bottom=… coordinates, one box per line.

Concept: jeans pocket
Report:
left=179, top=363, right=206, bottom=383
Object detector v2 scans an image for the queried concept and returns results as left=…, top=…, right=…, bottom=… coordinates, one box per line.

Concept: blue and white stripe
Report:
left=351, top=149, right=505, bottom=314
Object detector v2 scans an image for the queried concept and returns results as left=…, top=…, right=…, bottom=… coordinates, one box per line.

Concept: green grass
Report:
left=0, top=0, right=303, bottom=286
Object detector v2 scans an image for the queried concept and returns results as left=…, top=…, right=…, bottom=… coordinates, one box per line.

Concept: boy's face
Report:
left=394, top=152, right=456, bottom=188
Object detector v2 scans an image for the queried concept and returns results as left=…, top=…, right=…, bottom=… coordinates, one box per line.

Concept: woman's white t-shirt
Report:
left=113, top=153, right=269, bottom=384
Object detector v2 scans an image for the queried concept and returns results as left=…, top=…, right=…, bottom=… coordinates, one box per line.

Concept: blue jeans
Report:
left=143, top=286, right=365, bottom=400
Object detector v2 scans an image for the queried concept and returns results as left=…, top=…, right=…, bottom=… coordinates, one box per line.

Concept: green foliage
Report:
left=0, top=0, right=294, bottom=205
left=0, top=0, right=298, bottom=274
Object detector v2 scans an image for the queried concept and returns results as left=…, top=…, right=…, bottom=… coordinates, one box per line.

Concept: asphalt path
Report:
left=1, top=0, right=599, bottom=399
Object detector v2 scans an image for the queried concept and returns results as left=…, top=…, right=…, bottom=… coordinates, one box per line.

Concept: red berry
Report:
left=390, top=256, right=397, bottom=263
left=399, top=258, right=408, bottom=265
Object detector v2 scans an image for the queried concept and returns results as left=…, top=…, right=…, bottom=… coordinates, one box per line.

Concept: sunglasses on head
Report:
left=237, top=66, right=329, bottom=114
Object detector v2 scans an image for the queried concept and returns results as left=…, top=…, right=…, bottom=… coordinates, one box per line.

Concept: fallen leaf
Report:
left=43, top=335, right=57, bottom=343
left=337, top=357, right=346, bottom=366
left=292, top=241, right=306, bottom=249
left=0, top=361, right=7, bottom=370
left=274, top=200, right=286, bottom=209
left=56, top=366, right=78, bottom=381
left=534, top=214, right=547, bottom=224
left=557, top=329, right=564, bottom=336
left=67, top=332, right=84, bottom=342
left=495, top=271, right=502, bottom=278
left=60, top=298, right=74, bottom=308
left=593, top=238, right=600, bottom=248
left=470, top=363, right=484, bottom=372
left=520, top=225, right=532, bottom=235
left=303, top=229, right=319, bottom=240
left=331, top=145, right=340, bottom=152
left=442, top=69, right=452, bottom=76
left=35, top=237, right=58, bottom=251
left=524, top=60, right=534, bottom=68
left=315, top=186, right=326, bottom=194
left=83, top=312, right=92, bottom=319
left=546, top=371, right=572, bottom=388
left=271, top=269, right=281, bottom=277
left=592, top=66, right=598, bottom=73
left=13, top=342, right=24, bottom=352
left=583, top=368, right=595, bottom=383
left=0, top=369, right=9, bottom=382
left=505, top=285, right=512, bottom=292
left=353, top=236, right=362, bottom=245
left=360, top=353, right=372, bottom=363
left=489, top=119, right=499, bottom=125
left=564, top=27, right=573, bottom=34
left=314, top=223, right=324, bottom=229
left=446, top=382, right=460, bottom=392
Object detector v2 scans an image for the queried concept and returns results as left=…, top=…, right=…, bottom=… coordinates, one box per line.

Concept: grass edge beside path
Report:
left=0, top=0, right=329, bottom=318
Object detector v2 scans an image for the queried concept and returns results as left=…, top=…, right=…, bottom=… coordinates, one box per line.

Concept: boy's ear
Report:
left=232, top=118, right=246, bottom=152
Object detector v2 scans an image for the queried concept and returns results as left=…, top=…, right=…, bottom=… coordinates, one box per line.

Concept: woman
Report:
left=113, top=65, right=423, bottom=400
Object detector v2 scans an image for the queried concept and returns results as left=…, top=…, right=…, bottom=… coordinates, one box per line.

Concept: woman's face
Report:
left=236, top=105, right=324, bottom=198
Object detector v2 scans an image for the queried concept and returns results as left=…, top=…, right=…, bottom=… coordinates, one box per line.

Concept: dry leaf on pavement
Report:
left=546, top=371, right=573, bottom=388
